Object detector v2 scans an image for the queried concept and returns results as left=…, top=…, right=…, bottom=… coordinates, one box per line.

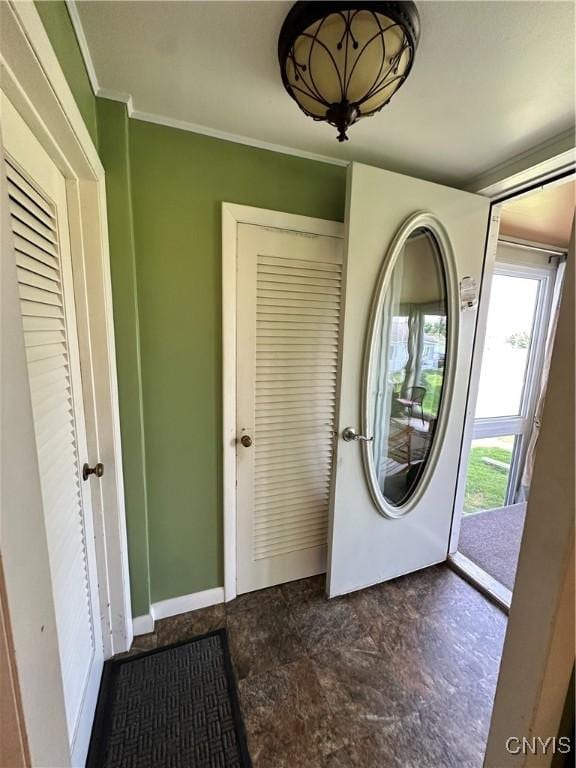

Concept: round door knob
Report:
left=240, top=435, right=253, bottom=448
left=82, top=462, right=104, bottom=481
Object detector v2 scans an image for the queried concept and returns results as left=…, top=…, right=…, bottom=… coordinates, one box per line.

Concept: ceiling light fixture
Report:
left=278, top=1, right=420, bottom=142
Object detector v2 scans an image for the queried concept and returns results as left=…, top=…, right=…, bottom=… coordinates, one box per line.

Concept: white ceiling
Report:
left=76, top=0, right=575, bottom=186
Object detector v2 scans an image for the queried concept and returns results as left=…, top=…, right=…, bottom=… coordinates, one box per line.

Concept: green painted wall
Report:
left=37, top=0, right=347, bottom=613
left=96, top=100, right=151, bottom=616
left=35, top=1, right=99, bottom=148
left=128, top=120, right=346, bottom=603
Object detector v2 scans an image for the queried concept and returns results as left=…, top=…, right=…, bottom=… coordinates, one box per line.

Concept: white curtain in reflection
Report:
left=372, top=263, right=404, bottom=487
left=402, top=304, right=424, bottom=394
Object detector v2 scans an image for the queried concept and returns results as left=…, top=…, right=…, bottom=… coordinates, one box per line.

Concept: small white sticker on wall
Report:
left=460, top=276, right=478, bottom=311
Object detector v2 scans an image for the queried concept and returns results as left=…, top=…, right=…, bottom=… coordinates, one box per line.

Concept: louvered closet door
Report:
left=3, top=94, right=103, bottom=766
left=236, top=223, right=343, bottom=594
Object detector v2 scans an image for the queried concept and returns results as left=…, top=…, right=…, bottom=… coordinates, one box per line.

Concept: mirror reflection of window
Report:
left=370, top=228, right=448, bottom=507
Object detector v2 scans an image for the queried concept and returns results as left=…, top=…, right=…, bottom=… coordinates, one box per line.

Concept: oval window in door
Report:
left=362, top=213, right=457, bottom=517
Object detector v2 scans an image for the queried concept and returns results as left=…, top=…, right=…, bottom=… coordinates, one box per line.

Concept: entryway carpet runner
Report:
left=87, top=629, right=252, bottom=768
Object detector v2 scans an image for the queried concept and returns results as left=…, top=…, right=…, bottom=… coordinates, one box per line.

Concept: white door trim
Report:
left=467, top=135, right=575, bottom=200
left=1, top=1, right=131, bottom=759
left=222, top=203, right=344, bottom=601
left=449, top=161, right=575, bottom=554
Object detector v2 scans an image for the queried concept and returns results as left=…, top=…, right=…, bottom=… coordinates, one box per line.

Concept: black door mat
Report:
left=87, top=629, right=252, bottom=768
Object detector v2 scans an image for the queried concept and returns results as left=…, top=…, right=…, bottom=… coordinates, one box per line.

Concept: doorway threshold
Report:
left=448, top=551, right=511, bottom=614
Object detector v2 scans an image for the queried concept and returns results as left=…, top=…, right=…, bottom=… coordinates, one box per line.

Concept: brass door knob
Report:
left=83, top=462, right=104, bottom=481
left=240, top=435, right=253, bottom=448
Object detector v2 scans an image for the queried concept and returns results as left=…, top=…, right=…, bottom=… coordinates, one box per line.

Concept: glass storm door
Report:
left=327, top=163, right=489, bottom=597
left=462, top=262, right=556, bottom=513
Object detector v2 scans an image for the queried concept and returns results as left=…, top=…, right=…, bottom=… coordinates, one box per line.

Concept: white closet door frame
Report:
left=1, top=1, right=131, bottom=763
left=222, top=203, right=344, bottom=601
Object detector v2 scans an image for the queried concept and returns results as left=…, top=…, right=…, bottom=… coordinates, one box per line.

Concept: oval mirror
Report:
left=362, top=213, right=457, bottom=517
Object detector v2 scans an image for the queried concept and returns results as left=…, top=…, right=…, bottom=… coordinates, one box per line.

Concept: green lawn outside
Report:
left=463, top=444, right=513, bottom=514
left=390, top=368, right=443, bottom=418
left=420, top=368, right=443, bottom=418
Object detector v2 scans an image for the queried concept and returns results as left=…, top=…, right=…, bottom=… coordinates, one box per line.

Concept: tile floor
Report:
left=128, top=565, right=507, bottom=768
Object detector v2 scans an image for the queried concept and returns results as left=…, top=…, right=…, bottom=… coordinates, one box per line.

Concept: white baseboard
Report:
left=132, top=613, right=154, bottom=636
left=152, top=587, right=225, bottom=622
left=132, top=587, right=225, bottom=636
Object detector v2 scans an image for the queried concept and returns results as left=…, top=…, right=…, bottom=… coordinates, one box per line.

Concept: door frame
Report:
left=1, top=0, right=131, bottom=760
left=221, top=203, right=343, bottom=601
left=449, top=166, right=575, bottom=559
left=468, top=258, right=557, bottom=510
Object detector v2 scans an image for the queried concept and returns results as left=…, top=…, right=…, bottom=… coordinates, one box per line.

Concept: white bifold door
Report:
left=3, top=94, right=103, bottom=765
left=328, top=163, right=489, bottom=597
left=236, top=223, right=343, bottom=594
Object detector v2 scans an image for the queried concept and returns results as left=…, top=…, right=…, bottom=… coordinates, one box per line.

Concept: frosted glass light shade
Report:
left=279, top=2, right=420, bottom=141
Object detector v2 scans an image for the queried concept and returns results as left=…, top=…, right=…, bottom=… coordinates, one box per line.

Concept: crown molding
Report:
left=65, top=0, right=349, bottom=167
left=128, top=108, right=349, bottom=166
left=97, top=88, right=133, bottom=110
left=65, top=0, right=99, bottom=94
left=67, top=1, right=573, bottom=181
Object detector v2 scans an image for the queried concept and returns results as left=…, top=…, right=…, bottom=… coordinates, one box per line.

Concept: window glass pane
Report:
left=463, top=436, right=515, bottom=513
left=475, top=274, right=539, bottom=418
left=369, top=227, right=448, bottom=507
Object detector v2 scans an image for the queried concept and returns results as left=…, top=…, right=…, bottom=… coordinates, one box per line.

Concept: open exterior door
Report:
left=328, top=163, right=490, bottom=597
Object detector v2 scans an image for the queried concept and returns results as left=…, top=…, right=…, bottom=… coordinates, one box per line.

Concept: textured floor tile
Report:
left=323, top=724, right=421, bottom=768
left=156, top=603, right=226, bottom=646
left=289, top=593, right=368, bottom=655
left=227, top=601, right=306, bottom=679
left=400, top=565, right=481, bottom=618
left=238, top=657, right=346, bottom=768
left=324, top=574, right=505, bottom=768
left=311, top=635, right=428, bottom=741
left=141, top=566, right=504, bottom=768
left=348, top=579, right=421, bottom=648
left=130, top=631, right=158, bottom=652
left=377, top=708, right=484, bottom=768
left=280, top=574, right=326, bottom=606
left=226, top=586, right=287, bottom=616
left=321, top=679, right=485, bottom=768
left=431, top=586, right=507, bottom=668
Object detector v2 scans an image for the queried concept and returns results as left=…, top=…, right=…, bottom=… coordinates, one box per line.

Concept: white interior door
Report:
left=3, top=94, right=103, bottom=766
left=328, top=163, right=490, bottom=597
left=236, top=222, right=343, bottom=594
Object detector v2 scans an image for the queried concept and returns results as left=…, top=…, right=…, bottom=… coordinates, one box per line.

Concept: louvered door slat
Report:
left=13, top=233, right=60, bottom=267
left=254, top=533, right=327, bottom=560
left=255, top=451, right=334, bottom=468
left=253, top=492, right=331, bottom=514
left=29, top=365, right=70, bottom=399
left=6, top=161, right=56, bottom=216
left=259, top=260, right=341, bottom=274
left=24, top=330, right=66, bottom=347
left=11, top=218, right=59, bottom=256
left=9, top=199, right=58, bottom=243
left=237, top=224, right=343, bottom=593
left=7, top=158, right=96, bottom=744
left=257, top=305, right=341, bottom=318
left=26, top=341, right=67, bottom=362
left=17, top=266, right=61, bottom=293
left=28, top=355, right=69, bottom=379
left=20, top=300, right=63, bottom=320
left=254, top=499, right=328, bottom=519
left=8, top=178, right=55, bottom=227
left=258, top=292, right=340, bottom=306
